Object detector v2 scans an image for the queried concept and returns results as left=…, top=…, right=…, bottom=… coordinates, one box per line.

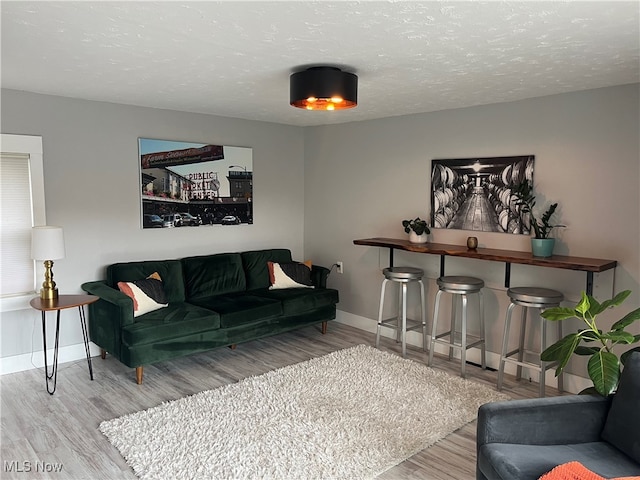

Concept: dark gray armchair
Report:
left=476, top=352, right=640, bottom=480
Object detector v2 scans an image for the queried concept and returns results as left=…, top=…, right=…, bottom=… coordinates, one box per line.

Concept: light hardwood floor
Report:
left=0, top=322, right=557, bottom=480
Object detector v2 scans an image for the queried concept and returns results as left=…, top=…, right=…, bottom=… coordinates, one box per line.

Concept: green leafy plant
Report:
left=512, top=180, right=565, bottom=239
left=541, top=290, right=640, bottom=396
left=402, top=217, right=430, bottom=236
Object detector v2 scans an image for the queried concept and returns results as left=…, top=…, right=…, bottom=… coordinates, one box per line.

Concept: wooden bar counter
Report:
left=353, top=237, right=617, bottom=295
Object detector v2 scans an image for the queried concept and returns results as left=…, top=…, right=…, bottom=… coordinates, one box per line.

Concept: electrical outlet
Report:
left=336, top=261, right=343, bottom=274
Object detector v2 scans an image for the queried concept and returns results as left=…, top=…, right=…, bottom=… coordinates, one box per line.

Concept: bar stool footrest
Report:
left=379, top=317, right=424, bottom=332
left=432, top=333, right=485, bottom=352
left=502, top=355, right=559, bottom=373
left=509, top=347, right=544, bottom=358
left=505, top=348, right=521, bottom=358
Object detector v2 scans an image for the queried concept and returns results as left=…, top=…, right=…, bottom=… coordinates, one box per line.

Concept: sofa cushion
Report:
left=190, top=293, right=282, bottom=328
left=107, top=260, right=185, bottom=303
left=241, top=249, right=292, bottom=290
left=479, top=442, right=640, bottom=480
left=250, top=287, right=339, bottom=316
left=182, top=253, right=246, bottom=300
left=121, top=302, right=220, bottom=346
left=601, top=352, right=640, bottom=464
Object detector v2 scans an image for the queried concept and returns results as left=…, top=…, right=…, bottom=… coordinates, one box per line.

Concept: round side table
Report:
left=29, top=294, right=98, bottom=395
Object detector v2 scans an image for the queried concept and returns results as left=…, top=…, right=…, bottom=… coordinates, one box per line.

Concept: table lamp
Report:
left=31, top=226, right=66, bottom=300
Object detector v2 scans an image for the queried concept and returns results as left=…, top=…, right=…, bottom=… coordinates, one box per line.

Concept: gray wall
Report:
left=0, top=90, right=304, bottom=362
left=2, top=84, right=639, bottom=386
left=304, top=84, right=639, bottom=383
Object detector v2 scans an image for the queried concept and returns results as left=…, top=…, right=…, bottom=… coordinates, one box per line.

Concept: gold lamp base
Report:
left=40, top=260, right=59, bottom=300
left=40, top=286, right=59, bottom=301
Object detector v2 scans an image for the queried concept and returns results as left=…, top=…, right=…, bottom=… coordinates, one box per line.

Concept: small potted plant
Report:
left=541, top=290, right=640, bottom=396
left=402, top=217, right=430, bottom=244
left=512, top=179, right=565, bottom=257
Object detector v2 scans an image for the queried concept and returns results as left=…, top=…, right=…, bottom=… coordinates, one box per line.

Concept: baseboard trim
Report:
left=335, top=309, right=591, bottom=394
left=0, top=342, right=102, bottom=376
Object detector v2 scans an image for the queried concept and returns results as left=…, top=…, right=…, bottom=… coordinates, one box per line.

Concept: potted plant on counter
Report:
left=513, top=179, right=565, bottom=257
left=541, top=290, right=640, bottom=396
left=402, top=217, right=430, bottom=244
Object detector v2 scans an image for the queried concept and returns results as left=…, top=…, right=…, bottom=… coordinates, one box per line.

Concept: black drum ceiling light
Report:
left=290, top=66, right=358, bottom=111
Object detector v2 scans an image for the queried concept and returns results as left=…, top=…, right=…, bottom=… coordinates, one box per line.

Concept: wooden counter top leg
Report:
left=505, top=263, right=511, bottom=288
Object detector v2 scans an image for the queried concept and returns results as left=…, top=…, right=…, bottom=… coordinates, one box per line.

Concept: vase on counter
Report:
left=402, top=218, right=430, bottom=244
left=409, top=231, right=428, bottom=244
left=531, top=238, right=555, bottom=257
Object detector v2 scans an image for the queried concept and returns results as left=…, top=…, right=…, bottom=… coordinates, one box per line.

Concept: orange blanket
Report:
left=539, top=462, right=639, bottom=480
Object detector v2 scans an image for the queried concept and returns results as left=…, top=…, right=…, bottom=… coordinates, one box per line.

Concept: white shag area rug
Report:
left=100, top=345, right=509, bottom=480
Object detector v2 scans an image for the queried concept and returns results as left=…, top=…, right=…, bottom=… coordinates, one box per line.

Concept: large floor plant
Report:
left=540, top=290, right=640, bottom=396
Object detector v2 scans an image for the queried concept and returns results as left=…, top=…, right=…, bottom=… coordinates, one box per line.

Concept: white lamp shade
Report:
left=31, top=226, right=66, bottom=261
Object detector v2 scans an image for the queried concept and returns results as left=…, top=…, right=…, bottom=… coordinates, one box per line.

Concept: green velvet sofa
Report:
left=81, top=248, right=339, bottom=384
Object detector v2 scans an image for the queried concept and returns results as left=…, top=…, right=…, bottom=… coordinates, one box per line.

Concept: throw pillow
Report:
left=268, top=261, right=314, bottom=290
left=601, top=351, right=640, bottom=464
left=117, top=271, right=169, bottom=317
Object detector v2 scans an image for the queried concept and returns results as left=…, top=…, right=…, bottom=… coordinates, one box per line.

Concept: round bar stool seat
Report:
left=437, top=275, right=485, bottom=293
left=375, top=267, right=427, bottom=358
left=428, top=275, right=486, bottom=378
left=497, top=286, right=564, bottom=397
left=508, top=287, right=563, bottom=307
left=384, top=267, right=424, bottom=281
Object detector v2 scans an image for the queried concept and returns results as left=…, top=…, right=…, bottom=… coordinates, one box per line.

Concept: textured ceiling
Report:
left=1, top=1, right=639, bottom=127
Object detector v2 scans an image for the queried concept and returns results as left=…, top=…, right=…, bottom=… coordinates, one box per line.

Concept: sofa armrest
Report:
left=311, top=265, right=330, bottom=288
left=81, top=280, right=134, bottom=327
left=477, top=394, right=611, bottom=450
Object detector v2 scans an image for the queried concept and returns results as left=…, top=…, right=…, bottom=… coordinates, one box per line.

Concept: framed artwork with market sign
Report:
left=139, top=138, right=253, bottom=229
left=430, top=155, right=534, bottom=234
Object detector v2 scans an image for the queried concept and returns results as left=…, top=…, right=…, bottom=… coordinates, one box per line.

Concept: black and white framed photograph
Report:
left=139, top=138, right=253, bottom=229
left=430, top=155, right=534, bottom=234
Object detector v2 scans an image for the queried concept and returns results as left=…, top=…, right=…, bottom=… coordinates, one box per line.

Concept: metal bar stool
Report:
left=375, top=267, right=427, bottom=358
left=428, top=275, right=486, bottom=378
left=497, top=286, right=564, bottom=397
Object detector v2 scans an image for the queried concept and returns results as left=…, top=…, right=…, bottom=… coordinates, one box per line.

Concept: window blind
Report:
left=0, top=153, right=36, bottom=297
